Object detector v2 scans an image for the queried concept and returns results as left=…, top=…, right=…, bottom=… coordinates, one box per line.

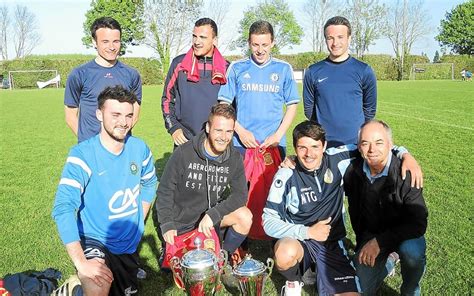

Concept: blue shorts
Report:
left=81, top=237, right=139, bottom=295
left=302, top=239, right=360, bottom=295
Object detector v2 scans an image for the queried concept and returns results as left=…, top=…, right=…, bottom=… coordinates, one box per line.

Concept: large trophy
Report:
left=170, top=237, right=227, bottom=296
left=232, top=254, right=274, bottom=296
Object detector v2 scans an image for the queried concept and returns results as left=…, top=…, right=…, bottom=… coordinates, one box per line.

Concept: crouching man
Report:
left=156, top=103, right=252, bottom=266
left=52, top=85, right=158, bottom=295
left=344, top=120, right=428, bottom=295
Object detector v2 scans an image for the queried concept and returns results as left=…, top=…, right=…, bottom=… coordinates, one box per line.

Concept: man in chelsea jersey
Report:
left=218, top=20, right=299, bottom=157
left=52, top=85, right=157, bottom=296
left=303, top=16, right=377, bottom=148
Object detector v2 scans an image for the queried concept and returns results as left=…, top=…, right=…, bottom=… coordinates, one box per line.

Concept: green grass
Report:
left=0, top=80, right=473, bottom=295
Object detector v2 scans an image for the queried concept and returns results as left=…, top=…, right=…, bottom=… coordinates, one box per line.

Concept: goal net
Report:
left=409, top=63, right=454, bottom=80
left=8, top=70, right=60, bottom=89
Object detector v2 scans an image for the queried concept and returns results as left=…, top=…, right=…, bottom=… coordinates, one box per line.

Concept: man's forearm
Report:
left=65, top=241, right=87, bottom=269
left=64, top=106, right=79, bottom=136
left=132, top=102, right=141, bottom=128
left=273, top=104, right=297, bottom=139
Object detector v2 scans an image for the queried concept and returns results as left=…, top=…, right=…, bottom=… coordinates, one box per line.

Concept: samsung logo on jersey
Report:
left=241, top=83, right=280, bottom=93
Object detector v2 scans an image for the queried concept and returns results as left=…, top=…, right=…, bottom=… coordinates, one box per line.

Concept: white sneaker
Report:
left=52, top=275, right=82, bottom=296
left=387, top=252, right=400, bottom=277
left=281, top=280, right=304, bottom=296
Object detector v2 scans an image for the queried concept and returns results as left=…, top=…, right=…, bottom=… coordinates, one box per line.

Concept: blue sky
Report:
left=1, top=0, right=466, bottom=61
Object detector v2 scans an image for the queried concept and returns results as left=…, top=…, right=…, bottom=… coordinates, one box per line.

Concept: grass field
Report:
left=0, top=80, right=473, bottom=295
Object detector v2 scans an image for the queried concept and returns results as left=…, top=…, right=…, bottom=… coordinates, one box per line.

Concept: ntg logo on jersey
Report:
left=108, top=184, right=140, bottom=220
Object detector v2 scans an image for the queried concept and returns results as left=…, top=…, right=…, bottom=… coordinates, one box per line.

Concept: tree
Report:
left=341, top=0, right=387, bottom=58
left=301, top=0, right=339, bottom=53
left=433, top=50, right=440, bottom=63
left=384, top=0, right=431, bottom=80
left=13, top=5, right=41, bottom=59
left=436, top=0, right=474, bottom=55
left=233, top=0, right=303, bottom=54
left=0, top=5, right=9, bottom=60
left=143, top=0, right=202, bottom=80
left=206, top=0, right=231, bottom=53
left=82, top=0, right=145, bottom=54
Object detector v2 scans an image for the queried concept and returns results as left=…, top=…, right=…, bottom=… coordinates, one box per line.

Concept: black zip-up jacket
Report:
left=161, top=54, right=229, bottom=140
left=156, top=130, right=248, bottom=235
left=344, top=155, right=428, bottom=253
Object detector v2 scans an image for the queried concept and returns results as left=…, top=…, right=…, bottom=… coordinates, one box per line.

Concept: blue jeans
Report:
left=353, top=236, right=426, bottom=296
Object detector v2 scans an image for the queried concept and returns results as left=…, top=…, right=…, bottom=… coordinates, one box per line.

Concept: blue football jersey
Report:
left=218, top=56, right=300, bottom=147
left=52, top=135, right=157, bottom=254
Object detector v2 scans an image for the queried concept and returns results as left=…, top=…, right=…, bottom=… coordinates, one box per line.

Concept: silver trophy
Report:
left=170, top=237, right=227, bottom=296
left=232, top=254, right=274, bottom=296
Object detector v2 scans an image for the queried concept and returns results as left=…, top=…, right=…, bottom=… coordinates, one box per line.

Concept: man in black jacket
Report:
left=156, top=103, right=252, bottom=263
left=344, top=120, right=428, bottom=295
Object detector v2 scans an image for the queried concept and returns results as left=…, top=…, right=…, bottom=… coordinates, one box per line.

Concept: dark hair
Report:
left=292, top=121, right=326, bottom=147
left=324, top=16, right=351, bottom=37
left=98, top=85, right=137, bottom=110
left=91, top=17, right=122, bottom=41
left=208, top=103, right=236, bottom=123
left=195, top=17, right=218, bottom=37
left=248, top=20, right=274, bottom=41
left=359, top=119, right=393, bottom=142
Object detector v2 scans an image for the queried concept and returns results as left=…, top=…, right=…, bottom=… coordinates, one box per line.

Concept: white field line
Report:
left=379, top=110, right=474, bottom=131
left=382, top=102, right=471, bottom=116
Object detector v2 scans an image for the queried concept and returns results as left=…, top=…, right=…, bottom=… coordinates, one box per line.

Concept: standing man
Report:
left=64, top=17, right=142, bottom=143
left=156, top=104, right=252, bottom=264
left=162, top=18, right=228, bottom=146
left=218, top=20, right=299, bottom=156
left=303, top=16, right=377, bottom=148
left=344, top=120, right=428, bottom=295
left=52, top=86, right=157, bottom=296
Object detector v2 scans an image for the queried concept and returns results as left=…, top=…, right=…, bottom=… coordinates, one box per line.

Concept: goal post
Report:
left=410, top=63, right=454, bottom=80
left=8, top=70, right=59, bottom=90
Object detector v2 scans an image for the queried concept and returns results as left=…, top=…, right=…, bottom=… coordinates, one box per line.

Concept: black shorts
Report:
left=81, top=237, right=139, bottom=296
left=301, top=239, right=360, bottom=295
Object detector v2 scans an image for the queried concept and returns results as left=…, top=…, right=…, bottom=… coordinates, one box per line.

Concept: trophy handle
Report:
left=214, top=249, right=228, bottom=295
left=170, top=256, right=185, bottom=290
left=266, top=257, right=275, bottom=277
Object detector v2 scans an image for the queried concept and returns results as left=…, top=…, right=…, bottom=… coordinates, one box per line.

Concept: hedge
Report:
left=1, top=53, right=471, bottom=87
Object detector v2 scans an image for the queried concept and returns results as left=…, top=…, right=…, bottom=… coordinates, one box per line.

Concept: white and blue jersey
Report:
left=218, top=56, right=300, bottom=148
left=64, top=60, right=142, bottom=143
left=52, top=135, right=157, bottom=254
left=263, top=145, right=357, bottom=242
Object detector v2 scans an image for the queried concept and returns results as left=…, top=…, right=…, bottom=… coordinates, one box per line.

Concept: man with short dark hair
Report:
left=64, top=17, right=142, bottom=143
left=218, top=20, right=299, bottom=155
left=344, top=120, right=428, bottom=295
left=303, top=16, right=376, bottom=148
left=162, top=18, right=228, bottom=146
left=156, top=103, right=252, bottom=265
left=53, top=85, right=157, bottom=296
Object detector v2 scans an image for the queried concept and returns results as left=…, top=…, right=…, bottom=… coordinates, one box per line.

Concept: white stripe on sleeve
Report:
left=66, top=156, right=92, bottom=177
left=59, top=178, right=84, bottom=193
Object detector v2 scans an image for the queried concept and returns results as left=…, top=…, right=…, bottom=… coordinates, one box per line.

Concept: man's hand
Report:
left=198, top=214, right=214, bottom=238
left=279, top=155, right=296, bottom=169
left=163, top=229, right=177, bottom=245
left=401, top=153, right=423, bottom=189
left=260, top=133, right=281, bottom=149
left=358, top=238, right=380, bottom=267
left=236, top=127, right=258, bottom=148
left=307, top=217, right=332, bottom=242
left=172, top=129, right=188, bottom=146
left=76, top=257, right=113, bottom=287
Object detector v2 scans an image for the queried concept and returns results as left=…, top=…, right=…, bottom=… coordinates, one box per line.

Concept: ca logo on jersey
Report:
left=108, top=184, right=140, bottom=220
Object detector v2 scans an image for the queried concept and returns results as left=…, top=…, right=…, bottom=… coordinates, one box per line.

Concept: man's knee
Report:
left=274, top=238, right=303, bottom=270
left=231, top=206, right=253, bottom=231
left=398, top=236, right=426, bottom=266
left=77, top=273, right=111, bottom=296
